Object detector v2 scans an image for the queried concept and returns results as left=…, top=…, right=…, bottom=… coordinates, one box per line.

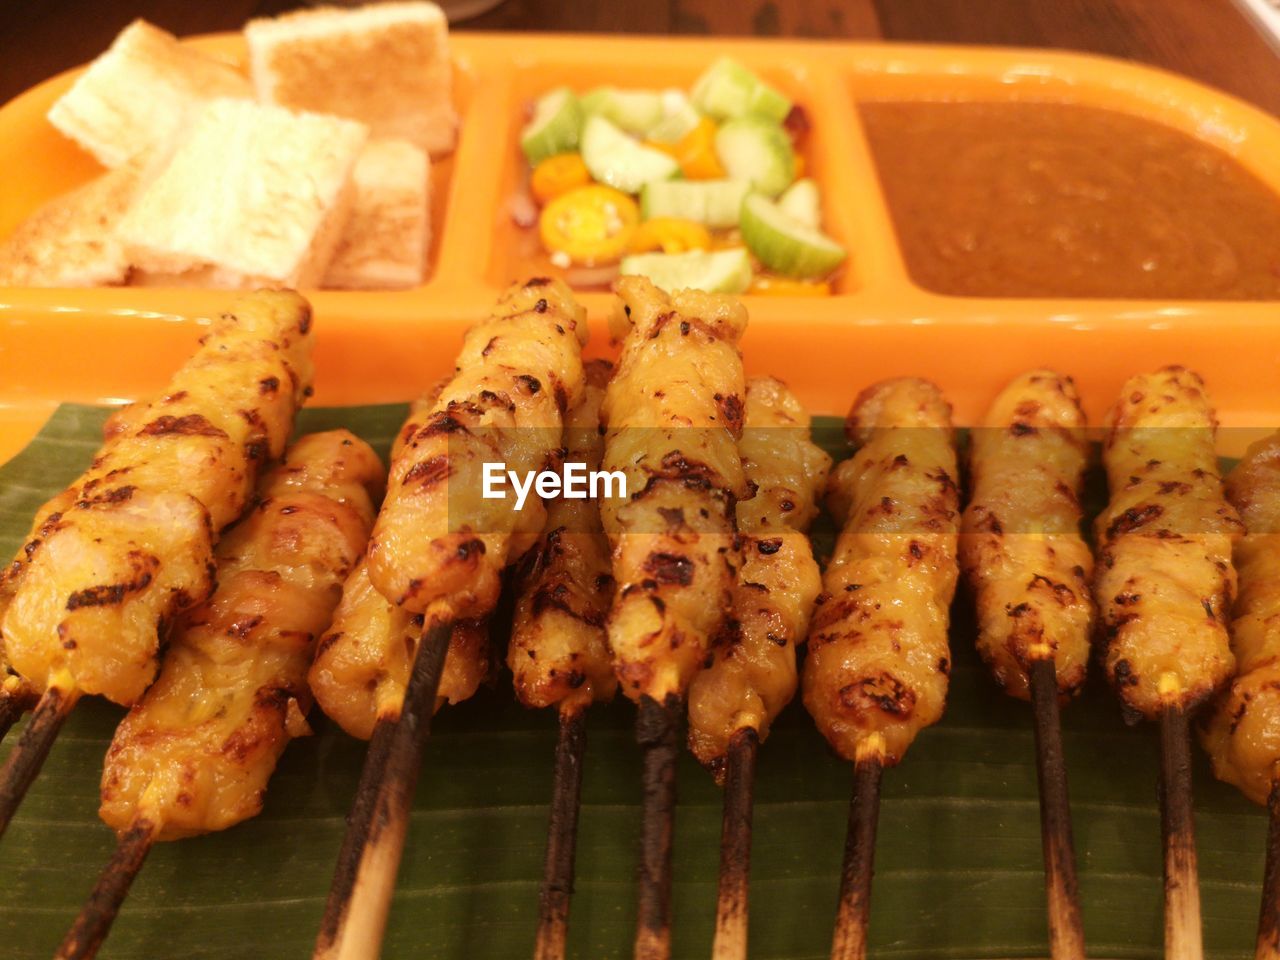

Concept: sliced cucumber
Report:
left=580, top=87, right=665, bottom=136
left=580, top=115, right=680, bottom=194
left=777, top=178, right=821, bottom=229
left=640, top=179, right=751, bottom=229
left=647, top=90, right=702, bottom=144
left=620, top=248, right=754, bottom=295
left=740, top=192, right=846, bottom=279
left=714, top=118, right=795, bottom=197
left=521, top=87, right=583, bottom=165
left=690, top=57, right=792, bottom=123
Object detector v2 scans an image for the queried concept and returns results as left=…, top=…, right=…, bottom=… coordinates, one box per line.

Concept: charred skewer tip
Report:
left=0, top=685, right=76, bottom=839
left=831, top=732, right=886, bottom=960
left=313, top=622, right=452, bottom=960
left=1027, top=652, right=1085, bottom=960
left=634, top=693, right=681, bottom=960
left=712, top=726, right=760, bottom=960
left=55, top=818, right=158, bottom=960
left=534, top=707, right=589, bottom=960
left=1158, top=673, right=1204, bottom=960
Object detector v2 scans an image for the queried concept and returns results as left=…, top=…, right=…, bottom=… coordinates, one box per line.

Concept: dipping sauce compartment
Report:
left=860, top=100, right=1280, bottom=300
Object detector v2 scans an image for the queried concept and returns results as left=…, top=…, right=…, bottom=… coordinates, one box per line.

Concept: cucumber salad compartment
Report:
left=515, top=58, right=848, bottom=295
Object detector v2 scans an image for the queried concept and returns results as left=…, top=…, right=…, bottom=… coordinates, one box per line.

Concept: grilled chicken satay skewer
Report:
left=960, top=370, right=1093, bottom=958
left=600, top=277, right=748, bottom=960
left=1200, top=431, right=1280, bottom=960
left=54, top=430, right=384, bottom=960
left=804, top=378, right=960, bottom=960
left=309, top=392, right=491, bottom=745
left=686, top=377, right=829, bottom=960
left=508, top=360, right=619, bottom=960
left=314, top=278, right=588, bottom=960
left=1095, top=366, right=1241, bottom=960
left=309, top=565, right=490, bottom=741
left=0, top=292, right=313, bottom=835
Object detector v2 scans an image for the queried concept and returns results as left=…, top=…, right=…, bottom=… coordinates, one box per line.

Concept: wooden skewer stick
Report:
left=534, top=707, right=589, bottom=960
left=54, top=818, right=158, bottom=960
left=1027, top=654, right=1086, bottom=959
left=313, top=622, right=452, bottom=960
left=1257, top=779, right=1280, bottom=960
left=830, top=733, right=885, bottom=960
left=634, top=693, right=681, bottom=960
left=0, top=685, right=77, bottom=839
left=1158, top=673, right=1203, bottom=960
left=711, top=726, right=759, bottom=960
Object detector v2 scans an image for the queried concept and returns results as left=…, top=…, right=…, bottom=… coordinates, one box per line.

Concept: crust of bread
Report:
left=0, top=163, right=143, bottom=287
left=47, top=19, right=251, bottom=169
left=323, top=138, right=430, bottom=290
left=246, top=2, right=457, bottom=156
left=117, top=98, right=367, bottom=289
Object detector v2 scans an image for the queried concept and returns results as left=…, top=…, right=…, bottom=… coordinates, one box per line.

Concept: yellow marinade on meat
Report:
left=308, top=391, right=492, bottom=740
left=687, top=377, right=829, bottom=776
left=1201, top=431, right=1280, bottom=804
left=308, top=556, right=490, bottom=740
left=509, top=359, right=618, bottom=716
left=600, top=277, right=749, bottom=704
left=99, top=430, right=383, bottom=840
left=0, top=291, right=313, bottom=706
left=804, top=378, right=960, bottom=766
left=1094, top=367, right=1241, bottom=719
left=366, top=278, right=587, bottom=623
left=960, top=370, right=1094, bottom=700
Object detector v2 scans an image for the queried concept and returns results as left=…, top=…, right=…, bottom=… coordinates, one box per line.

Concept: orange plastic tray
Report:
left=3, top=33, right=1280, bottom=465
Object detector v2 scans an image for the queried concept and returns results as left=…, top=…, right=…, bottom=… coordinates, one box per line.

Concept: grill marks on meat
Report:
left=100, top=430, right=384, bottom=840
left=310, top=389, right=508, bottom=740
left=0, top=291, right=313, bottom=704
left=803, top=378, right=959, bottom=766
left=960, top=370, right=1094, bottom=701
left=687, top=377, right=830, bottom=777
left=366, top=278, right=587, bottom=624
left=1202, top=431, right=1280, bottom=805
left=509, top=360, right=618, bottom=714
left=65, top=551, right=160, bottom=610
left=600, top=278, right=749, bottom=703
left=1094, top=366, right=1241, bottom=718
left=308, top=556, right=492, bottom=740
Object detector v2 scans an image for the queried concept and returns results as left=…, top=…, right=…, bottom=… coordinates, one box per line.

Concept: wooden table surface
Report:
left=2, top=0, right=1278, bottom=113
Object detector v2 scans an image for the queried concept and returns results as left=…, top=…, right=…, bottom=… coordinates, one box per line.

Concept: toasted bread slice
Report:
left=323, top=138, right=430, bottom=290
left=246, top=2, right=457, bottom=156
left=118, top=98, right=368, bottom=289
left=48, top=20, right=252, bottom=169
left=0, top=163, right=143, bottom=287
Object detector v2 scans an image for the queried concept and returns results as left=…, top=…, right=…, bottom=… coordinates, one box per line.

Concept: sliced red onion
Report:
left=563, top=263, right=620, bottom=288
left=509, top=192, right=539, bottom=228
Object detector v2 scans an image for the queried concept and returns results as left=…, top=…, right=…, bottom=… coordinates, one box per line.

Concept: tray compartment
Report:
left=0, top=35, right=480, bottom=294
left=841, top=43, right=1280, bottom=302
left=486, top=44, right=871, bottom=296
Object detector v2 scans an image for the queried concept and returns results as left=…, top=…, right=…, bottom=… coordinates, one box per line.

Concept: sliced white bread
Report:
left=245, top=1, right=457, bottom=156
left=48, top=19, right=252, bottom=169
left=118, top=98, right=368, bottom=289
left=0, top=163, right=143, bottom=287
left=323, top=138, right=430, bottom=290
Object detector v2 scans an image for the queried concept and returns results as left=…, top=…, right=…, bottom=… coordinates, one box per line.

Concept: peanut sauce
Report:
left=860, top=101, right=1280, bottom=300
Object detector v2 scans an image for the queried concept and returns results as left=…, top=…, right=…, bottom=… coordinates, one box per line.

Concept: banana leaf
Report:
left=0, top=403, right=1267, bottom=959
